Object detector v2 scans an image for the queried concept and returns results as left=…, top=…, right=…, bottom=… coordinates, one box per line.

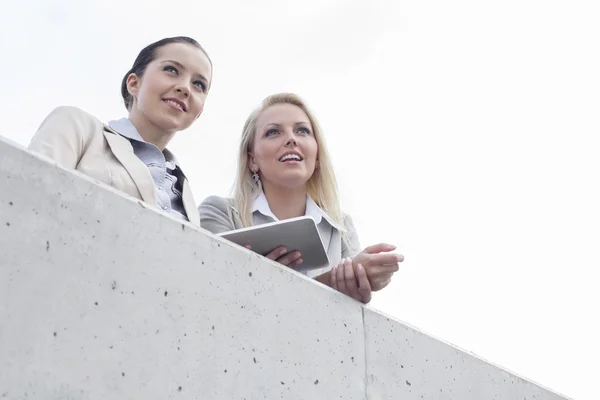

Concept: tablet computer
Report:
left=217, top=216, right=330, bottom=273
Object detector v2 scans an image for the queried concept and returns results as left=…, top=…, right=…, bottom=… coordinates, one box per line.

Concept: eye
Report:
left=265, top=128, right=279, bottom=137
left=163, top=65, right=178, bottom=75
left=193, top=80, right=207, bottom=92
left=297, top=127, right=311, bottom=135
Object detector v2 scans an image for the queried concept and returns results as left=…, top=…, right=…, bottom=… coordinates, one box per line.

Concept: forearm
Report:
left=314, top=270, right=332, bottom=287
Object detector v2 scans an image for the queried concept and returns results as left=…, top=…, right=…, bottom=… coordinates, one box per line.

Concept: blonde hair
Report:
left=232, top=93, right=348, bottom=238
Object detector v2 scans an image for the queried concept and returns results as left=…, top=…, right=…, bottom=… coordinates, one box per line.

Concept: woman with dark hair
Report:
left=29, top=36, right=212, bottom=225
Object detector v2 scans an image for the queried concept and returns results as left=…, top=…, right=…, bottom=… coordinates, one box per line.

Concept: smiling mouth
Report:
left=163, top=99, right=186, bottom=112
left=279, top=154, right=303, bottom=162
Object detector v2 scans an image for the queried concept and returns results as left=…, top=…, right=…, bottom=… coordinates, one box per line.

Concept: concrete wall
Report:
left=0, top=136, right=569, bottom=400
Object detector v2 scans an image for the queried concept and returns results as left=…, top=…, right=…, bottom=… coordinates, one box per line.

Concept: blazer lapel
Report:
left=102, top=128, right=157, bottom=204
left=327, top=227, right=342, bottom=266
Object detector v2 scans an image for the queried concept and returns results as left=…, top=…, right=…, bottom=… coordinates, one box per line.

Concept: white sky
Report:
left=1, top=0, right=599, bottom=398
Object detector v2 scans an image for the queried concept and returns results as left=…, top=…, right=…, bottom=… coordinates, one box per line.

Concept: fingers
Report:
left=336, top=258, right=349, bottom=295
left=265, top=246, right=287, bottom=260
left=371, top=275, right=393, bottom=291
left=330, top=262, right=339, bottom=290
left=356, top=264, right=372, bottom=303
left=288, top=256, right=304, bottom=268
left=276, top=251, right=302, bottom=267
left=361, top=244, right=405, bottom=263
left=331, top=259, right=373, bottom=304
left=363, top=243, right=397, bottom=254
left=379, top=276, right=393, bottom=290
left=331, top=259, right=345, bottom=291
left=263, top=246, right=303, bottom=267
left=377, top=263, right=400, bottom=273
left=369, top=265, right=398, bottom=276
left=343, top=258, right=361, bottom=301
left=368, top=266, right=395, bottom=291
left=368, top=253, right=404, bottom=265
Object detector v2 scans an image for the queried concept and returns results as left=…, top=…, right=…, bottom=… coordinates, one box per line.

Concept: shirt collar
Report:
left=252, top=191, right=338, bottom=228
left=252, top=191, right=278, bottom=221
left=108, top=118, right=144, bottom=142
left=108, top=117, right=181, bottom=168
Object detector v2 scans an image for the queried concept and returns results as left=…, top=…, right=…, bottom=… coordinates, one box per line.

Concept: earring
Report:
left=252, top=172, right=260, bottom=184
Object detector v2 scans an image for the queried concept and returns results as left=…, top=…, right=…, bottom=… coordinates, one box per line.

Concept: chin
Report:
left=276, top=177, right=312, bottom=190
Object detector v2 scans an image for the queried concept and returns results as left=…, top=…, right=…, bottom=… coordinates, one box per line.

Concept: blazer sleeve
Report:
left=28, top=106, right=98, bottom=169
left=341, top=213, right=362, bottom=259
left=198, top=195, right=236, bottom=234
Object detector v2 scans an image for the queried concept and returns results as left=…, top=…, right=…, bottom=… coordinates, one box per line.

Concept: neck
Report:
left=129, top=112, right=175, bottom=151
left=262, top=183, right=307, bottom=220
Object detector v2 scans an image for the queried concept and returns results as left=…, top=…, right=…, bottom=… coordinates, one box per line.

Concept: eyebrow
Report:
left=161, top=60, right=209, bottom=85
left=263, top=123, right=282, bottom=129
left=263, top=122, right=311, bottom=129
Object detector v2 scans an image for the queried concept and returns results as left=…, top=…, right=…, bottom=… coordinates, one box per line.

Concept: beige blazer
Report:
left=198, top=195, right=361, bottom=276
left=28, top=106, right=200, bottom=226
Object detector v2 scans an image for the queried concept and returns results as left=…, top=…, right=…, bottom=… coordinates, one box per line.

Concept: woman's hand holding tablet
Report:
left=244, top=244, right=303, bottom=269
left=217, top=216, right=329, bottom=273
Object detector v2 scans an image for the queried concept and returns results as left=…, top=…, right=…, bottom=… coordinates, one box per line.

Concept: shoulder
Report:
left=199, top=195, right=238, bottom=220
left=342, top=212, right=356, bottom=231
left=44, top=106, right=104, bottom=126
left=340, top=211, right=361, bottom=257
left=37, top=106, right=105, bottom=141
left=198, top=195, right=238, bottom=233
left=29, top=107, right=110, bottom=170
left=199, top=195, right=235, bottom=213
left=30, top=105, right=106, bottom=155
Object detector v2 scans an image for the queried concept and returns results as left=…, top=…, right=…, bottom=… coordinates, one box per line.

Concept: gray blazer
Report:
left=198, top=195, right=361, bottom=275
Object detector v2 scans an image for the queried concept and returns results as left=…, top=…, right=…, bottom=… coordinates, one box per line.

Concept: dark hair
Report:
left=120, top=36, right=212, bottom=111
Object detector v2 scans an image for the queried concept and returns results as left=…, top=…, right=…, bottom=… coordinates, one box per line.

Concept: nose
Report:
left=285, top=132, right=298, bottom=146
left=175, top=83, right=190, bottom=98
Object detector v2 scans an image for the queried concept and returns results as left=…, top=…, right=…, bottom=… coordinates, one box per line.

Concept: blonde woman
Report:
left=199, top=93, right=403, bottom=302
